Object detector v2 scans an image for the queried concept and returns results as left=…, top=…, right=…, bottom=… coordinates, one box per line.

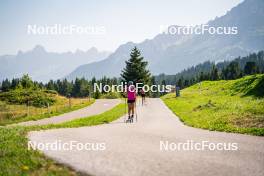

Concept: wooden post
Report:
left=199, top=82, right=202, bottom=94
left=89, top=84, right=91, bottom=101
left=47, top=103, right=50, bottom=114
left=69, top=97, right=72, bottom=108
left=176, top=86, right=180, bottom=97
left=27, top=101, right=30, bottom=116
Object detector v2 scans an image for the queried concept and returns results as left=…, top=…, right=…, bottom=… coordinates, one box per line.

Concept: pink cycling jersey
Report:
left=127, top=85, right=136, bottom=100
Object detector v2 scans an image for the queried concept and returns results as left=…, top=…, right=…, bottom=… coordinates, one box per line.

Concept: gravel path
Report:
left=17, top=99, right=120, bottom=126
left=29, top=98, right=264, bottom=176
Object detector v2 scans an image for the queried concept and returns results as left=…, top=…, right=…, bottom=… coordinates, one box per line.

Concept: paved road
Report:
left=17, top=99, right=120, bottom=126
left=29, top=98, right=264, bottom=176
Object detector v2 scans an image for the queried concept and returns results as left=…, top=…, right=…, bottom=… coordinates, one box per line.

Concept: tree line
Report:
left=155, top=51, right=264, bottom=89
left=1, top=49, right=263, bottom=97
left=0, top=75, right=122, bottom=98
left=0, top=47, right=154, bottom=98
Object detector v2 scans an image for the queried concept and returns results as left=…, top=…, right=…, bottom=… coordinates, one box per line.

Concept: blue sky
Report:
left=0, top=0, right=243, bottom=55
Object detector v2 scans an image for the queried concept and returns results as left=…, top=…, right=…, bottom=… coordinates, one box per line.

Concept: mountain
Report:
left=67, top=0, right=264, bottom=80
left=154, top=50, right=264, bottom=85
left=0, top=46, right=110, bottom=82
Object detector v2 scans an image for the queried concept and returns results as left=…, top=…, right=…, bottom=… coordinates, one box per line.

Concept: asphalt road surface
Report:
left=29, top=98, right=264, bottom=176
left=17, top=99, right=120, bottom=126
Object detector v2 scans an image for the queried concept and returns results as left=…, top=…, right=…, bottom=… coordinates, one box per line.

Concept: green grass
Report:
left=0, top=98, right=95, bottom=126
left=0, top=127, right=78, bottom=176
left=100, top=92, right=122, bottom=99
left=0, top=88, right=57, bottom=107
left=0, top=102, right=125, bottom=176
left=162, top=74, right=264, bottom=136
left=30, top=103, right=126, bottom=130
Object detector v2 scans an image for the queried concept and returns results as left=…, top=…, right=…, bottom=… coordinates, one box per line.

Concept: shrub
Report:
left=0, top=89, right=56, bottom=107
left=100, top=92, right=121, bottom=99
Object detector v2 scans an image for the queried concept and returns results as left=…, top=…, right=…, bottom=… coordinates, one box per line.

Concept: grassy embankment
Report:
left=0, top=102, right=125, bottom=176
left=0, top=89, right=95, bottom=126
left=162, top=74, right=264, bottom=136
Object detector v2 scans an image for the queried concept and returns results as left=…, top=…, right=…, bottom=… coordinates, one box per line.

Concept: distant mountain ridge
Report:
left=0, top=46, right=110, bottom=82
left=154, top=50, right=264, bottom=85
left=67, top=0, right=264, bottom=80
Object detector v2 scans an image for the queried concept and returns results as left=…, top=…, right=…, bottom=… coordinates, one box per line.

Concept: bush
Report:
left=92, top=91, right=101, bottom=99
left=43, top=89, right=58, bottom=95
left=100, top=92, right=121, bottom=99
left=0, top=89, right=56, bottom=107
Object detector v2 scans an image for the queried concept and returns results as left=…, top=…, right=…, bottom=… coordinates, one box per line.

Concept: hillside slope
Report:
left=162, top=74, right=264, bottom=136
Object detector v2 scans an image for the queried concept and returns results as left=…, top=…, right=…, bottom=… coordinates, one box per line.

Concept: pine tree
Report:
left=121, top=47, right=151, bottom=84
left=58, top=79, right=72, bottom=96
left=199, top=72, right=205, bottom=81
left=11, top=78, right=20, bottom=89
left=177, top=78, right=183, bottom=88
left=1, top=79, right=11, bottom=92
left=184, top=79, right=189, bottom=87
left=47, top=80, right=56, bottom=90
left=72, top=78, right=81, bottom=97
left=227, top=61, right=241, bottom=79
left=21, top=74, right=33, bottom=89
left=244, top=61, right=257, bottom=75
left=210, top=65, right=219, bottom=80
left=149, top=76, right=159, bottom=97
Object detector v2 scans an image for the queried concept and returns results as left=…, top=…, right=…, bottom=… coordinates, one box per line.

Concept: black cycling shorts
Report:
left=127, top=99, right=135, bottom=103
